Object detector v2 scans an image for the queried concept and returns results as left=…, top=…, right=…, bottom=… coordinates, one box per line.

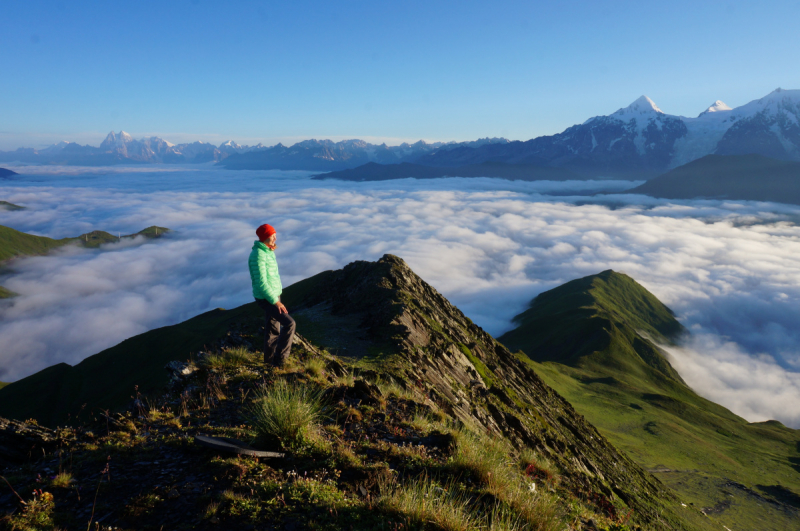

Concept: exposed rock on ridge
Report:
left=285, top=255, right=689, bottom=529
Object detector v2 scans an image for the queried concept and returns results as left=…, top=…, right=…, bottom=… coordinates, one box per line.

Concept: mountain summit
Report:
left=416, top=88, right=800, bottom=176
left=611, top=95, right=664, bottom=117
left=698, top=100, right=732, bottom=116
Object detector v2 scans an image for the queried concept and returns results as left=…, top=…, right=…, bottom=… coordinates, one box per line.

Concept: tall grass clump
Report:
left=201, top=346, right=254, bottom=370
left=448, top=430, right=564, bottom=531
left=245, top=379, right=325, bottom=450
left=379, top=476, right=479, bottom=531
left=304, top=357, right=326, bottom=379
left=448, top=428, right=513, bottom=489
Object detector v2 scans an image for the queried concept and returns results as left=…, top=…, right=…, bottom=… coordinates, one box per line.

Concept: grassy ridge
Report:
left=0, top=201, right=24, bottom=210
left=0, top=224, right=170, bottom=296
left=0, top=286, right=17, bottom=299
left=0, top=225, right=74, bottom=262
left=0, top=224, right=172, bottom=261
left=0, top=270, right=326, bottom=427
left=500, top=270, right=800, bottom=530
left=0, top=302, right=261, bottom=427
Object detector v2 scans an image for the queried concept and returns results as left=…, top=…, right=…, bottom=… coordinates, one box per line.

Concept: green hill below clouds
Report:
left=500, top=270, right=800, bottom=530
left=0, top=201, right=24, bottom=211
left=628, top=153, right=800, bottom=205
left=0, top=224, right=170, bottom=262
left=0, top=224, right=170, bottom=296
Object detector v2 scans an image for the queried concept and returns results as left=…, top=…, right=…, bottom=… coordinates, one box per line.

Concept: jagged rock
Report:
left=351, top=379, right=382, bottom=403
left=285, top=254, right=683, bottom=529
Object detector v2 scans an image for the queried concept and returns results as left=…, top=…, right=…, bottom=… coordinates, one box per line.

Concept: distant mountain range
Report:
left=416, top=88, right=800, bottom=177
left=217, top=137, right=510, bottom=171
left=1, top=88, right=798, bottom=176
left=0, top=132, right=509, bottom=169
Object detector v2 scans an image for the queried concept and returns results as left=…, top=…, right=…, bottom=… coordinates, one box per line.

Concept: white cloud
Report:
left=1, top=166, right=800, bottom=426
left=663, top=335, right=800, bottom=427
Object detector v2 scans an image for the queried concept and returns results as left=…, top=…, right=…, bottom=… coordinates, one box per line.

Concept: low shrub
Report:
left=245, top=379, right=326, bottom=450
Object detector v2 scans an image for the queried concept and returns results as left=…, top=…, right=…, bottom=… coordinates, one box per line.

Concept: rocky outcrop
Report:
left=285, top=254, right=687, bottom=529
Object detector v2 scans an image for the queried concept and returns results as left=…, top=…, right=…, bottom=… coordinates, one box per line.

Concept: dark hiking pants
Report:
left=255, top=298, right=296, bottom=367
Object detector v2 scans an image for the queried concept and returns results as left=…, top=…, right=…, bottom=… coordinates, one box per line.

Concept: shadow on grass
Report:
left=755, top=485, right=800, bottom=510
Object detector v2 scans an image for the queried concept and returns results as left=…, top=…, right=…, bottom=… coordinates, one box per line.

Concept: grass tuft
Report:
left=50, top=472, right=73, bottom=488
left=379, top=476, right=479, bottom=531
left=304, top=357, right=326, bottom=379
left=245, top=379, right=326, bottom=450
left=201, top=346, right=255, bottom=370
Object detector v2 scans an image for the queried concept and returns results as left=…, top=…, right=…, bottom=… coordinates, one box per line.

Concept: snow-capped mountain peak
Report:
left=698, top=100, right=732, bottom=117
left=39, top=141, right=74, bottom=153
left=612, top=95, right=663, bottom=117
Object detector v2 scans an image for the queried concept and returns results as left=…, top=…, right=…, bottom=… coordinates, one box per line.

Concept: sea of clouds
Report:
left=2, top=165, right=800, bottom=427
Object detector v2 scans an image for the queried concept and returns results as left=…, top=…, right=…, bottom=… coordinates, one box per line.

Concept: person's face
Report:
left=268, top=233, right=277, bottom=245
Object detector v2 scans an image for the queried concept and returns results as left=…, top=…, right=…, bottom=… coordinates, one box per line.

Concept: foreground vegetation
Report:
left=1, top=255, right=718, bottom=530
left=0, top=342, right=618, bottom=530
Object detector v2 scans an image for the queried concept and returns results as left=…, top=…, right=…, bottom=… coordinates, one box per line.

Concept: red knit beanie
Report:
left=256, top=224, right=276, bottom=241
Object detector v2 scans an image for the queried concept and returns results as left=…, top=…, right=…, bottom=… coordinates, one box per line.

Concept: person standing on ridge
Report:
left=249, top=223, right=295, bottom=367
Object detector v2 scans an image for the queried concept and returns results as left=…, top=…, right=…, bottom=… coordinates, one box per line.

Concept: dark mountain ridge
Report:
left=313, top=161, right=582, bottom=181
left=627, top=153, right=800, bottom=205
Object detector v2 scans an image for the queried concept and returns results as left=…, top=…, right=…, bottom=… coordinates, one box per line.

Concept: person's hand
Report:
left=275, top=301, right=288, bottom=314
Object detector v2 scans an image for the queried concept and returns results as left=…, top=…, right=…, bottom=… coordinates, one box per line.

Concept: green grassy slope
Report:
left=500, top=270, right=800, bottom=530
left=0, top=201, right=25, bottom=210
left=1, top=224, right=172, bottom=260
left=629, top=153, right=800, bottom=205
left=0, top=225, right=75, bottom=261
left=0, top=224, right=171, bottom=295
left=0, top=286, right=17, bottom=299
left=0, top=381, right=7, bottom=389
left=0, top=303, right=262, bottom=427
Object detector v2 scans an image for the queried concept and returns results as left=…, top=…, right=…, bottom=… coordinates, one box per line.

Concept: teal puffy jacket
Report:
left=248, top=241, right=282, bottom=304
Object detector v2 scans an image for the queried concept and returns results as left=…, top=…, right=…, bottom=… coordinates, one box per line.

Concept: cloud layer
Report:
left=2, top=165, right=800, bottom=426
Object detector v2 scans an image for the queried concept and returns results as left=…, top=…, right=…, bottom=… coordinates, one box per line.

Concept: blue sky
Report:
left=1, top=0, right=798, bottom=149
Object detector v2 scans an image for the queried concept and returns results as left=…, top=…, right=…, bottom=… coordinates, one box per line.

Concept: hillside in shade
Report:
left=627, top=153, right=800, bottom=205
left=313, top=161, right=583, bottom=181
